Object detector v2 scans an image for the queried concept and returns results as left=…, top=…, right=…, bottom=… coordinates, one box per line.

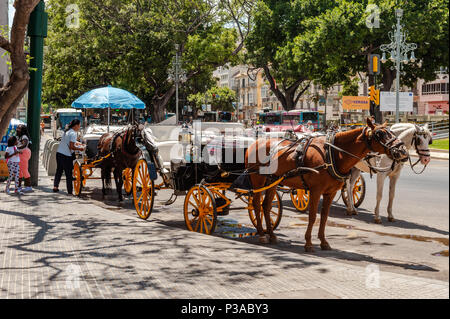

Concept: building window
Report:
left=261, top=86, right=267, bottom=98
left=422, top=82, right=449, bottom=95
left=242, top=79, right=245, bottom=87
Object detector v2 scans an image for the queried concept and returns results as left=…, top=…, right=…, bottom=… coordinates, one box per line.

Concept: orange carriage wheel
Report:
left=184, top=185, right=217, bottom=235
left=342, top=175, right=366, bottom=208
left=247, top=191, right=283, bottom=231
left=73, top=162, right=83, bottom=196
left=133, top=159, right=155, bottom=220
left=122, top=168, right=133, bottom=196
left=290, top=189, right=310, bottom=212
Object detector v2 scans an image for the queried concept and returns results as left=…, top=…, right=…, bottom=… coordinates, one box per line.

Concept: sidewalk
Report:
left=410, top=148, right=449, bottom=160
left=0, top=174, right=448, bottom=299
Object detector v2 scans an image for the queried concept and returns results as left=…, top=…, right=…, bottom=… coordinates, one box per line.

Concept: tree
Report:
left=293, top=0, right=449, bottom=91
left=43, top=0, right=254, bottom=123
left=245, top=0, right=339, bottom=111
left=0, top=0, right=41, bottom=136
left=188, top=86, right=236, bottom=114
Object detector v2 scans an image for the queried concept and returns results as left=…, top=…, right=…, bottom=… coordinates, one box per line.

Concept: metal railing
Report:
left=428, top=120, right=449, bottom=140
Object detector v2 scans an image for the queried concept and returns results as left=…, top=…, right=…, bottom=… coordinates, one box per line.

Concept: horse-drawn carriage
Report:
left=131, top=122, right=285, bottom=235
left=96, top=122, right=365, bottom=235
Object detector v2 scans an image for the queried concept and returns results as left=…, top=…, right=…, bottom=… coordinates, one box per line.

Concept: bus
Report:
left=40, top=114, right=51, bottom=129
left=52, top=109, right=83, bottom=139
left=257, top=110, right=321, bottom=131
left=282, top=110, right=321, bottom=131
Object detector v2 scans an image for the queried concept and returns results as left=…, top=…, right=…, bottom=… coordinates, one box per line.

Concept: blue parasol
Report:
left=71, top=86, right=145, bottom=110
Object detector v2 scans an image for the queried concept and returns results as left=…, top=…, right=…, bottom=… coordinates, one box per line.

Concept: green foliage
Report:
left=246, top=0, right=449, bottom=109
left=188, top=86, right=236, bottom=112
left=43, top=0, right=243, bottom=117
left=339, top=77, right=360, bottom=97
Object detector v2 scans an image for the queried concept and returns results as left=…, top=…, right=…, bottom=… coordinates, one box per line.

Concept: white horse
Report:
left=345, top=123, right=433, bottom=223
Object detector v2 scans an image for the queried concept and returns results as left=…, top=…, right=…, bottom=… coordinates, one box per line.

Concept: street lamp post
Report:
left=168, top=44, right=187, bottom=123
left=380, top=9, right=417, bottom=123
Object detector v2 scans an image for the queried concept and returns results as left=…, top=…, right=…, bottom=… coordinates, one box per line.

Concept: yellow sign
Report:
left=342, top=96, right=370, bottom=110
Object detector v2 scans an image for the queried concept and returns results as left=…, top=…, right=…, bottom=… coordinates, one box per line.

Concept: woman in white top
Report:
left=53, top=119, right=85, bottom=194
left=4, top=136, right=23, bottom=195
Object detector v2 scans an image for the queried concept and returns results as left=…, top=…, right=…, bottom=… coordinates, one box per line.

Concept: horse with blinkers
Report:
left=245, top=118, right=409, bottom=252
left=97, top=124, right=144, bottom=201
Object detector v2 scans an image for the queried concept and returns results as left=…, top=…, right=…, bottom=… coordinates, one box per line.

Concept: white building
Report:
left=0, top=0, right=9, bottom=88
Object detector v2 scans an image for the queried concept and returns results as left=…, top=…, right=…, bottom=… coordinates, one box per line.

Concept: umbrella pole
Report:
left=108, top=107, right=110, bottom=133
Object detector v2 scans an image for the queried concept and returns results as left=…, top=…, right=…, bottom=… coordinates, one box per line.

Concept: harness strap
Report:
left=325, top=131, right=352, bottom=182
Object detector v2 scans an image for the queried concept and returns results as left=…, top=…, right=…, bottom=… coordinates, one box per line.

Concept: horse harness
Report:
left=276, top=126, right=403, bottom=189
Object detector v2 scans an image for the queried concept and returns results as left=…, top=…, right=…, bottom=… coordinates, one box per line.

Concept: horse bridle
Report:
left=362, top=126, right=405, bottom=161
left=408, top=125, right=432, bottom=174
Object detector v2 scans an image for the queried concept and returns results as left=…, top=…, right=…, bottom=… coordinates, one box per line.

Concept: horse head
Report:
left=122, top=123, right=145, bottom=155
left=413, top=124, right=432, bottom=165
left=363, top=118, right=408, bottom=161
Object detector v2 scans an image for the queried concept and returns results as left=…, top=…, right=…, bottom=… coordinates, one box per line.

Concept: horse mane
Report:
left=335, top=127, right=364, bottom=144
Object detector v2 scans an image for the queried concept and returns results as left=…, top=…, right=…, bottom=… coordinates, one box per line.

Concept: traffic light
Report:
left=369, top=54, right=381, bottom=75
left=369, top=86, right=380, bottom=105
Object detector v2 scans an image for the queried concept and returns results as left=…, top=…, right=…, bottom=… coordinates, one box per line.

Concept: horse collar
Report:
left=325, top=131, right=351, bottom=182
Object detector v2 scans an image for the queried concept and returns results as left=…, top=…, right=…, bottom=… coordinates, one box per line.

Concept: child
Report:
left=4, top=136, right=24, bottom=195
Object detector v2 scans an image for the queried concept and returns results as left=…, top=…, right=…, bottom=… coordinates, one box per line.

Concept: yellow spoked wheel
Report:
left=122, top=168, right=133, bottom=196
left=133, top=159, right=155, bottom=220
left=247, top=191, right=283, bottom=231
left=184, top=185, right=217, bottom=235
left=290, top=189, right=310, bottom=212
left=342, top=175, right=366, bottom=208
left=73, top=162, right=83, bottom=196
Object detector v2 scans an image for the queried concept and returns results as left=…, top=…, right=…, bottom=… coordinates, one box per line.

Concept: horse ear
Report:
left=424, top=123, right=429, bottom=130
left=366, top=117, right=375, bottom=130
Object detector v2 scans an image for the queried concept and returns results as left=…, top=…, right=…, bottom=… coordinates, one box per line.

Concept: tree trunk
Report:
left=262, top=65, right=307, bottom=111
left=382, top=67, right=395, bottom=91
left=0, top=0, right=41, bottom=136
left=151, top=86, right=175, bottom=123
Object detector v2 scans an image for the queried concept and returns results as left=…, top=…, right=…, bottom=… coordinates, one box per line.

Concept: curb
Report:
left=429, top=148, right=449, bottom=154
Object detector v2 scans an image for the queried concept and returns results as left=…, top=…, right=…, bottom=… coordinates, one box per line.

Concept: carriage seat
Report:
left=143, top=127, right=181, bottom=168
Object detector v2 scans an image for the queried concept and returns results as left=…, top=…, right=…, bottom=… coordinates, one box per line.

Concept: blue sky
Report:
left=8, top=1, right=14, bottom=28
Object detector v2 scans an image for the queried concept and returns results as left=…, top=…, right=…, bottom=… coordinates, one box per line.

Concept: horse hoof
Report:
left=304, top=245, right=315, bottom=253
left=320, top=243, right=332, bottom=251
left=269, top=235, right=278, bottom=244
left=258, top=235, right=269, bottom=244
left=346, top=211, right=353, bottom=216
left=374, top=218, right=382, bottom=224
left=388, top=217, right=395, bottom=222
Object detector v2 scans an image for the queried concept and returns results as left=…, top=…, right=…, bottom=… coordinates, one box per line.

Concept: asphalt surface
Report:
left=77, top=158, right=449, bottom=282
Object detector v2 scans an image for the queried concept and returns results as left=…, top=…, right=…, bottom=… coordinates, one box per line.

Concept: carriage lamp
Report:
left=179, top=126, right=192, bottom=146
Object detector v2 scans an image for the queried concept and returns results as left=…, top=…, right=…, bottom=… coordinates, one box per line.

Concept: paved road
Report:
left=82, top=158, right=449, bottom=282
left=0, top=136, right=447, bottom=298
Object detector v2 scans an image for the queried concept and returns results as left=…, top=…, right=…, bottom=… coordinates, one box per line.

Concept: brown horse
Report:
left=97, top=124, right=143, bottom=201
left=245, top=119, right=408, bottom=252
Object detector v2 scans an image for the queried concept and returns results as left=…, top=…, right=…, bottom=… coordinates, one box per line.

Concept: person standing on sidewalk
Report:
left=53, top=119, right=85, bottom=195
left=4, top=136, right=24, bottom=195
left=16, top=124, right=33, bottom=192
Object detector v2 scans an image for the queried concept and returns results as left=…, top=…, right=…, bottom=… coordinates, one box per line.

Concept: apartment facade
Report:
left=416, top=71, right=449, bottom=115
left=0, top=0, right=8, bottom=88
